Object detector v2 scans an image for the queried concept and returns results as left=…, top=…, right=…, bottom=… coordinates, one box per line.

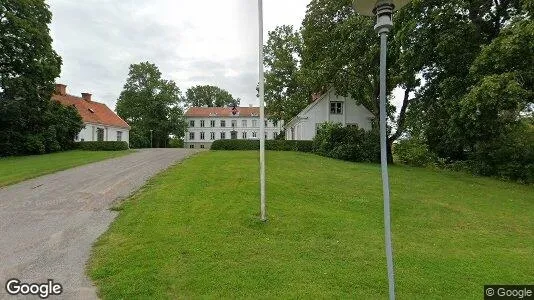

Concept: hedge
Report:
left=74, top=141, right=129, bottom=151
left=211, top=139, right=313, bottom=152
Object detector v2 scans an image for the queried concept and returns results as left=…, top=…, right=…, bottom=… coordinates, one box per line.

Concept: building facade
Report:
left=52, top=84, right=130, bottom=145
left=184, top=107, right=283, bottom=149
left=285, top=88, right=374, bottom=140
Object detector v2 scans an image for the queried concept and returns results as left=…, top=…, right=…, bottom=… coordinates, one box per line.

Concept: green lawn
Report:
left=0, top=150, right=134, bottom=187
left=88, top=151, right=534, bottom=299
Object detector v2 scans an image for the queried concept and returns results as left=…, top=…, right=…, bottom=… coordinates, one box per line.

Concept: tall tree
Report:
left=297, top=0, right=419, bottom=161
left=0, top=0, right=82, bottom=156
left=264, top=25, right=308, bottom=122
left=185, top=85, right=239, bottom=107
left=402, top=0, right=527, bottom=159
left=116, top=62, right=186, bottom=148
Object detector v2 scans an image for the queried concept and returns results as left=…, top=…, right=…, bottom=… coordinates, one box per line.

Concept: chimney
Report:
left=81, top=93, right=92, bottom=102
left=311, top=92, right=321, bottom=103
left=55, top=84, right=67, bottom=96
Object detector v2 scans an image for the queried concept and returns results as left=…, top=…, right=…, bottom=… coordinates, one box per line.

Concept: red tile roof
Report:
left=185, top=107, right=261, bottom=117
left=52, top=93, right=130, bottom=129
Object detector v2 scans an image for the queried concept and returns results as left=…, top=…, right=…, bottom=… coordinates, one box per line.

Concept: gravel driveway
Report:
left=0, top=149, right=199, bottom=299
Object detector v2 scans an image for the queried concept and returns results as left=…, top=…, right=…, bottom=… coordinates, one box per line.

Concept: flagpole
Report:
left=258, top=0, right=267, bottom=222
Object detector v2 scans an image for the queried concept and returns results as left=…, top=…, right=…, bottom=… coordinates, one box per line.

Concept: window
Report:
left=265, top=132, right=268, bottom=139
left=75, top=133, right=79, bottom=141
left=242, top=120, right=247, bottom=128
left=210, top=120, right=216, bottom=127
left=221, top=120, right=226, bottom=127
left=273, top=132, right=278, bottom=139
left=189, top=120, right=195, bottom=127
left=200, top=120, right=205, bottom=128
left=210, top=132, right=215, bottom=140
left=316, top=123, right=322, bottom=135
left=200, top=132, right=205, bottom=140
left=264, top=120, right=268, bottom=127
left=252, top=132, right=257, bottom=138
left=189, top=132, right=195, bottom=140
left=273, top=120, right=278, bottom=127
left=252, top=120, right=258, bottom=127
left=330, top=101, right=343, bottom=114
left=242, top=132, right=247, bottom=139
left=97, top=128, right=104, bottom=141
left=200, top=145, right=205, bottom=149
left=190, top=145, right=195, bottom=149
left=231, top=120, right=237, bottom=128
left=116, top=131, right=122, bottom=141
left=220, top=132, right=226, bottom=139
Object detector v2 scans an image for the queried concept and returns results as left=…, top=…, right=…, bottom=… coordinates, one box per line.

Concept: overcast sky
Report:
left=48, top=0, right=310, bottom=110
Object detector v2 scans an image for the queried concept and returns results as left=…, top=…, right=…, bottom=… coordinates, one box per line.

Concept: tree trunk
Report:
left=387, top=139, right=394, bottom=164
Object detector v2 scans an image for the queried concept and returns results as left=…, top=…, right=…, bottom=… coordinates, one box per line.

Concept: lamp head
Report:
left=353, top=0, right=410, bottom=16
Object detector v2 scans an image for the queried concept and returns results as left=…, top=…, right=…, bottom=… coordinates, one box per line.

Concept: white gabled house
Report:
left=285, top=88, right=375, bottom=140
left=52, top=84, right=130, bottom=145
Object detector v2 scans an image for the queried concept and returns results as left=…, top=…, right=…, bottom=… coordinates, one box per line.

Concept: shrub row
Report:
left=74, top=141, right=129, bottom=151
left=211, top=139, right=313, bottom=152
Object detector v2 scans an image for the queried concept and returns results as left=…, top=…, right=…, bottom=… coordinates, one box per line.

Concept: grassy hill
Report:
left=88, top=151, right=534, bottom=299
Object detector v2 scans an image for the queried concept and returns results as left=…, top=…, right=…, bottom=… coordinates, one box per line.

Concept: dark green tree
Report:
left=0, top=0, right=83, bottom=156
left=264, top=25, right=309, bottom=122
left=185, top=85, right=239, bottom=107
left=116, top=62, right=186, bottom=148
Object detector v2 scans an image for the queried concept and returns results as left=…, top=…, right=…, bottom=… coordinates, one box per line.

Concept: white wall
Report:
left=76, top=123, right=130, bottom=145
left=286, top=89, right=374, bottom=141
left=184, top=116, right=283, bottom=146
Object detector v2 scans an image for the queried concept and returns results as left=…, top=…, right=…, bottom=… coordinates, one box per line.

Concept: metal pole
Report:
left=379, top=29, right=395, bottom=300
left=258, top=0, right=267, bottom=222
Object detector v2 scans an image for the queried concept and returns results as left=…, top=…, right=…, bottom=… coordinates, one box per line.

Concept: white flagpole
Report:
left=258, top=0, right=267, bottom=222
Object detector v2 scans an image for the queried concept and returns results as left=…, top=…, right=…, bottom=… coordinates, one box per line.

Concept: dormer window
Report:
left=88, top=108, right=95, bottom=113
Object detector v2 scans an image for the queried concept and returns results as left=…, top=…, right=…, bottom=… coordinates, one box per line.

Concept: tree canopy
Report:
left=185, top=85, right=239, bottom=107
left=116, top=62, right=186, bottom=148
left=0, top=0, right=83, bottom=156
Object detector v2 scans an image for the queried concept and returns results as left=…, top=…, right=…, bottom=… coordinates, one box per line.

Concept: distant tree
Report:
left=185, top=85, right=239, bottom=107
left=263, top=25, right=309, bottom=122
left=0, top=0, right=83, bottom=156
left=116, top=62, right=186, bottom=148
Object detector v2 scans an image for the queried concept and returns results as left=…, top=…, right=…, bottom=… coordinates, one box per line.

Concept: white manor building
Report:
left=285, top=88, right=374, bottom=140
left=184, top=106, right=283, bottom=149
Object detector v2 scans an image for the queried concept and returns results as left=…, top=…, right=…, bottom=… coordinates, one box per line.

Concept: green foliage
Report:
left=313, top=123, right=380, bottom=163
left=185, top=85, right=239, bottom=107
left=116, top=62, right=186, bottom=148
left=168, top=138, right=184, bottom=148
left=0, top=0, right=83, bottom=156
left=264, top=25, right=309, bottom=122
left=394, top=138, right=437, bottom=167
left=74, top=141, right=129, bottom=151
left=211, top=139, right=313, bottom=152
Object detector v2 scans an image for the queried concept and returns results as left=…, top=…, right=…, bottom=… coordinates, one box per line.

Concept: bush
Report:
left=211, top=139, right=314, bottom=152
left=394, top=138, right=437, bottom=167
left=74, top=141, right=129, bottom=151
left=313, top=123, right=380, bottom=163
left=168, top=138, right=184, bottom=148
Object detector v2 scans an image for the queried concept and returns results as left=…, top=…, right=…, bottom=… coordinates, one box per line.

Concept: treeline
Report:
left=264, top=0, right=534, bottom=182
left=115, top=62, right=240, bottom=149
left=0, top=1, right=84, bottom=156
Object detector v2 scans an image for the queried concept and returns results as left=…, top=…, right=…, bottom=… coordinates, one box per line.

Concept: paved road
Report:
left=0, top=149, right=199, bottom=299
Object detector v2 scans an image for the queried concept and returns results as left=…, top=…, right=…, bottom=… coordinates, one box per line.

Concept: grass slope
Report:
left=88, top=151, right=534, bottom=299
left=0, top=150, right=133, bottom=187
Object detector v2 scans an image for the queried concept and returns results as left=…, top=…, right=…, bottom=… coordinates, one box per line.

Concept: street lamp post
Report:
left=353, top=1, right=410, bottom=300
